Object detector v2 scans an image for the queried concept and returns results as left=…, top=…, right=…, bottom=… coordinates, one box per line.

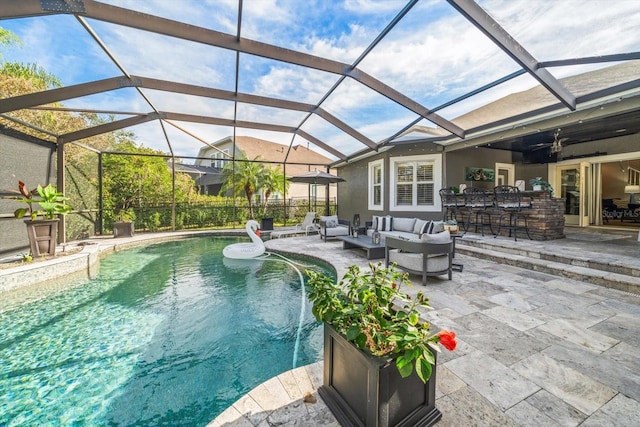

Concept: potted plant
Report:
left=306, top=263, right=457, bottom=427
left=444, top=218, right=459, bottom=233
left=10, top=181, right=72, bottom=257
left=529, top=177, right=553, bottom=193
left=113, top=209, right=135, bottom=238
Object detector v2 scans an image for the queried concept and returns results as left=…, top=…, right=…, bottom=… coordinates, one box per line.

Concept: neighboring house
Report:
left=194, top=135, right=337, bottom=201
left=172, top=163, right=223, bottom=195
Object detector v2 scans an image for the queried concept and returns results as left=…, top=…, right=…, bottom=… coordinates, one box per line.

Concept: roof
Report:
left=0, top=1, right=639, bottom=165
left=393, top=61, right=640, bottom=154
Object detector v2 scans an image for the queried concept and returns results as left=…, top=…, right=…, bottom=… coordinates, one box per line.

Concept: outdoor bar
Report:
left=458, top=191, right=565, bottom=241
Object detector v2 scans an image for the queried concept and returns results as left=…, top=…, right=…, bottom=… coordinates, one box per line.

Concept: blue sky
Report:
left=1, top=0, right=640, bottom=160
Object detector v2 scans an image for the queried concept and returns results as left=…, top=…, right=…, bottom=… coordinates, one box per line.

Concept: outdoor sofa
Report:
left=365, top=215, right=445, bottom=241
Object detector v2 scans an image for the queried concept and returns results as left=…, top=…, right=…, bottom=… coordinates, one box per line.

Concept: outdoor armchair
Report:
left=319, top=215, right=350, bottom=241
left=385, top=233, right=453, bottom=285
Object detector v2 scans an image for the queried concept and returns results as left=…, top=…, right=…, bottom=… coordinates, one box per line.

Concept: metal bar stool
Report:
left=493, top=185, right=532, bottom=241
left=439, top=188, right=465, bottom=226
left=462, top=187, right=494, bottom=236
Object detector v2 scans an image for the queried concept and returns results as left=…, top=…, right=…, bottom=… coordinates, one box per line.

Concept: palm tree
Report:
left=219, top=154, right=267, bottom=218
left=260, top=165, right=288, bottom=217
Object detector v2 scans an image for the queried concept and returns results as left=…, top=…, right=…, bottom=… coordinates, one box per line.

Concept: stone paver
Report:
left=5, top=226, right=636, bottom=426
left=211, top=230, right=640, bottom=426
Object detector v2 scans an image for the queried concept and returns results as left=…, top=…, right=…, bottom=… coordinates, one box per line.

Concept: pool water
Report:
left=0, top=237, right=333, bottom=426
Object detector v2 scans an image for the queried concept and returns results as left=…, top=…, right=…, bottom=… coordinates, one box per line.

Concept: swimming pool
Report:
left=0, top=236, right=333, bottom=426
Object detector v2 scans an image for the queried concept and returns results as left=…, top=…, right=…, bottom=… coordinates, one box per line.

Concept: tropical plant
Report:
left=260, top=165, right=288, bottom=217
left=306, top=262, right=457, bottom=384
left=10, top=181, right=72, bottom=220
left=529, top=177, right=553, bottom=193
left=219, top=154, right=267, bottom=218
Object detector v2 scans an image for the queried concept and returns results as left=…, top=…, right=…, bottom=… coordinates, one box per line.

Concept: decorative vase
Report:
left=24, top=218, right=59, bottom=256
left=318, top=324, right=441, bottom=427
left=533, top=185, right=542, bottom=191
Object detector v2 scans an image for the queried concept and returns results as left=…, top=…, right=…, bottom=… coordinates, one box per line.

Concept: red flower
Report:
left=437, top=330, right=457, bottom=351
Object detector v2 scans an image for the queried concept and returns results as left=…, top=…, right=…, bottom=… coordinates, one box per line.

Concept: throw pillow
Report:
left=415, top=219, right=431, bottom=236
left=320, top=215, right=338, bottom=228
left=378, top=215, right=393, bottom=231
left=372, top=215, right=380, bottom=231
left=421, top=229, right=451, bottom=243
left=431, top=220, right=445, bottom=234
left=413, top=219, right=428, bottom=235
left=393, top=217, right=417, bottom=233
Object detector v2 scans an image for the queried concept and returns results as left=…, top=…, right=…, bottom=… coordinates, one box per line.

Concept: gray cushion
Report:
left=422, top=229, right=451, bottom=243
left=320, top=215, right=338, bottom=228
left=413, top=219, right=429, bottom=235
left=380, top=230, right=419, bottom=241
left=429, top=220, right=445, bottom=234
left=323, top=225, right=349, bottom=237
left=388, top=249, right=450, bottom=273
left=393, top=217, right=416, bottom=233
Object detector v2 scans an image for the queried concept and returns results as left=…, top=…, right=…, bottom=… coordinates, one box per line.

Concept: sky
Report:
left=1, top=0, right=640, bottom=162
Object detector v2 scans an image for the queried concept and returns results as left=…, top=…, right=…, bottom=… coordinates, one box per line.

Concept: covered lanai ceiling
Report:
left=0, top=0, right=639, bottom=166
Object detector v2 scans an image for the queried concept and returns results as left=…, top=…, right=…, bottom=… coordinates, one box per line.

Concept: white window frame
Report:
left=368, top=159, right=384, bottom=211
left=389, top=154, right=442, bottom=212
left=210, top=149, right=230, bottom=168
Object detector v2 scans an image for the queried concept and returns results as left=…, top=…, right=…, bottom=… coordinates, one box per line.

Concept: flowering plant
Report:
left=306, top=262, right=456, bottom=384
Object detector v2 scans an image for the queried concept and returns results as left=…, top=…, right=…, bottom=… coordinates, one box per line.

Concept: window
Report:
left=368, top=159, right=384, bottom=210
left=210, top=149, right=230, bottom=168
left=368, top=159, right=384, bottom=211
left=389, top=154, right=442, bottom=212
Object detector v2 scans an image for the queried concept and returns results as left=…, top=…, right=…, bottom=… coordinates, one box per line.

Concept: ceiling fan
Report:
left=530, top=128, right=569, bottom=157
left=549, top=129, right=569, bottom=154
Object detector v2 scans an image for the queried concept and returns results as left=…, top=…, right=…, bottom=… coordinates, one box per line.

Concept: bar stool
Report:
left=493, top=185, right=532, bottom=241
left=439, top=188, right=465, bottom=226
left=463, top=187, right=494, bottom=236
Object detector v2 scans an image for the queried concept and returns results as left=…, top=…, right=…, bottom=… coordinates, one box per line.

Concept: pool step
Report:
left=456, top=239, right=640, bottom=295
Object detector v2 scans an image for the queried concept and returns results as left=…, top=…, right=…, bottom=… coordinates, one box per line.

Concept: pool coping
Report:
left=0, top=229, right=257, bottom=293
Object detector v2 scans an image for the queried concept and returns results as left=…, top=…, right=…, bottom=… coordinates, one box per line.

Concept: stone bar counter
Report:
left=456, top=191, right=565, bottom=241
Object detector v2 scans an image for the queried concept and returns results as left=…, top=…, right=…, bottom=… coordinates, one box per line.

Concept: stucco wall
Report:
left=0, top=129, right=56, bottom=256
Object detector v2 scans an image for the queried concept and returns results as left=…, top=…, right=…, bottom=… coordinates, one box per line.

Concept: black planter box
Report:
left=260, top=217, right=274, bottom=231
left=113, top=221, right=135, bottom=238
left=319, top=324, right=441, bottom=427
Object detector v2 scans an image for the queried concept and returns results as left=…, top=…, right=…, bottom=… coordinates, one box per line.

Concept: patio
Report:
left=211, top=228, right=640, bottom=426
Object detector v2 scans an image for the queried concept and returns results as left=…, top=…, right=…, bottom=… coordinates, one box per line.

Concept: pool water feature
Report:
left=0, top=237, right=333, bottom=426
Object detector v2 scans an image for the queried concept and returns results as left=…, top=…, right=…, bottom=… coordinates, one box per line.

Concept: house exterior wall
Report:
left=0, top=130, right=57, bottom=256
left=337, top=133, right=640, bottom=227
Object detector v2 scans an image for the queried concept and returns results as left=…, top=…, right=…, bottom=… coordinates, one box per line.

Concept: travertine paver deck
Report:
left=2, top=227, right=638, bottom=426
left=211, top=229, right=640, bottom=426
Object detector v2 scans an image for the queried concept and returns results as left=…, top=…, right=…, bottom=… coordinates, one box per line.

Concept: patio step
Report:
left=455, top=238, right=640, bottom=295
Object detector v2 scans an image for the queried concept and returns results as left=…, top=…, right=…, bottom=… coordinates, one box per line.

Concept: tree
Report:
left=260, top=165, right=288, bottom=216
left=219, top=154, right=267, bottom=218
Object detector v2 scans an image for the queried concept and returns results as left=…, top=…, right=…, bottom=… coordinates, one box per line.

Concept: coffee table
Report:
left=337, top=235, right=385, bottom=260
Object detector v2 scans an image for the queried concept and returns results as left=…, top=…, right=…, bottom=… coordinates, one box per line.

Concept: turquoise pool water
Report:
left=0, top=237, right=333, bottom=426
